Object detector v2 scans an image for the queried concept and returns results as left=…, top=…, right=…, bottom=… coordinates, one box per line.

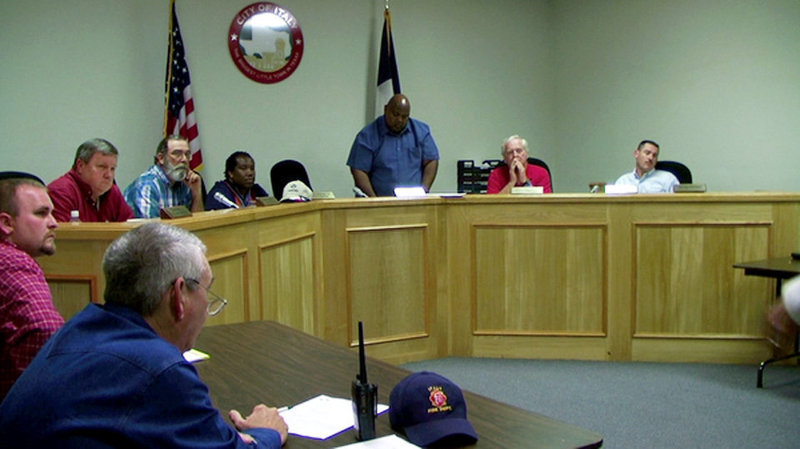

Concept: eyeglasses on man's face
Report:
left=185, top=278, right=228, bottom=316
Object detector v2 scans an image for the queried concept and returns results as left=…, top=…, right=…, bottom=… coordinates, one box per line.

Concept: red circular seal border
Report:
left=228, top=2, right=304, bottom=84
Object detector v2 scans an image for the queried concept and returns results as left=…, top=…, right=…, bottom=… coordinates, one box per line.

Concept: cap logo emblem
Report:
left=427, top=386, right=453, bottom=413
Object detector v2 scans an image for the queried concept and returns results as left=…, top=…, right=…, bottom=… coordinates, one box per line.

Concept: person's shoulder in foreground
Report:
left=48, top=138, right=133, bottom=222
left=613, top=139, right=678, bottom=193
left=0, top=222, right=286, bottom=448
left=0, top=171, right=65, bottom=400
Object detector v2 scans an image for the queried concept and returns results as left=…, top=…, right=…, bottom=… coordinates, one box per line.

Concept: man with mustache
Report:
left=124, top=135, right=205, bottom=218
left=205, top=151, right=269, bottom=210
left=0, top=172, right=65, bottom=401
left=614, top=139, right=679, bottom=193
left=47, top=138, right=134, bottom=222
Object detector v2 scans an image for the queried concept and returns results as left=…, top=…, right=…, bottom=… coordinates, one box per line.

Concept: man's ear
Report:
left=74, top=158, right=86, bottom=175
left=0, top=212, right=15, bottom=237
left=168, top=278, right=187, bottom=323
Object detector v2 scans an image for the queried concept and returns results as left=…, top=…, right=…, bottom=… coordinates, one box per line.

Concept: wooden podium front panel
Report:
left=259, top=234, right=316, bottom=334
left=628, top=200, right=790, bottom=363
left=473, top=225, right=605, bottom=335
left=204, top=250, right=248, bottom=327
left=449, top=200, right=610, bottom=360
left=334, top=202, right=441, bottom=364
left=634, top=224, right=770, bottom=336
left=348, top=226, right=428, bottom=337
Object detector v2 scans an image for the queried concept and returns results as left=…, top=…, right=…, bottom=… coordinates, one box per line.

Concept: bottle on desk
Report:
left=69, top=210, right=80, bottom=224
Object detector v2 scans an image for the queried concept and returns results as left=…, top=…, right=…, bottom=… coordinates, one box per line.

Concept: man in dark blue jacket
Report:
left=0, top=223, right=287, bottom=448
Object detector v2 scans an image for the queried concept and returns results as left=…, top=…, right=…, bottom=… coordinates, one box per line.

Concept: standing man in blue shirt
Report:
left=124, top=135, right=205, bottom=217
left=347, top=94, right=439, bottom=197
left=614, top=139, right=679, bottom=193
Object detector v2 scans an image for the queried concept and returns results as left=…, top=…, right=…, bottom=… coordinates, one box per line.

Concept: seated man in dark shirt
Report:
left=206, top=151, right=269, bottom=210
left=0, top=222, right=287, bottom=448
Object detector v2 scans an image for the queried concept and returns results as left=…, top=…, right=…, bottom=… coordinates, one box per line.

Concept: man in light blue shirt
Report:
left=347, top=94, right=439, bottom=197
left=614, top=140, right=679, bottom=193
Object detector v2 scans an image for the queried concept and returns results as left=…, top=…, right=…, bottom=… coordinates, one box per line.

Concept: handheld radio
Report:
left=351, top=321, right=377, bottom=441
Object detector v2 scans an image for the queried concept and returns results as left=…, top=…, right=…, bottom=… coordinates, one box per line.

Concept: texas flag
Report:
left=375, top=7, right=401, bottom=117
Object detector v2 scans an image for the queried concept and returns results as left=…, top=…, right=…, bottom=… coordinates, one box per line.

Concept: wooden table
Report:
left=194, top=321, right=603, bottom=448
left=734, top=256, right=800, bottom=387
left=733, top=257, right=800, bottom=296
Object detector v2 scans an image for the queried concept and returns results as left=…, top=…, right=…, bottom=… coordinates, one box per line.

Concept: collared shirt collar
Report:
left=634, top=168, right=654, bottom=181
left=66, top=169, right=106, bottom=206
left=380, top=116, right=409, bottom=136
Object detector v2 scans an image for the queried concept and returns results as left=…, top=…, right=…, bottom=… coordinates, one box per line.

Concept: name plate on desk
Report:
left=604, top=184, right=638, bottom=195
left=674, top=183, right=707, bottom=193
left=256, top=196, right=279, bottom=206
left=511, top=186, right=543, bottom=195
left=312, top=191, right=336, bottom=200
left=159, top=205, right=192, bottom=219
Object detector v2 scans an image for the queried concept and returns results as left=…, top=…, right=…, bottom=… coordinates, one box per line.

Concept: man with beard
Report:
left=205, top=151, right=269, bottom=210
left=48, top=138, right=134, bottom=222
left=0, top=172, right=65, bottom=400
left=124, top=135, right=204, bottom=218
left=613, top=139, right=679, bottom=193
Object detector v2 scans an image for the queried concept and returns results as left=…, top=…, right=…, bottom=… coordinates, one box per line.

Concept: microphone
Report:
left=213, top=192, right=240, bottom=209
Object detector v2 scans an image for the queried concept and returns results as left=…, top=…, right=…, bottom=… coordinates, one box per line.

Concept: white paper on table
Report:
left=182, top=348, right=210, bottom=363
left=280, top=394, right=389, bottom=440
left=333, top=434, right=420, bottom=448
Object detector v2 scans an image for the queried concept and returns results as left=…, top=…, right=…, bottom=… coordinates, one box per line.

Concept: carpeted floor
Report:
left=402, top=357, right=800, bottom=448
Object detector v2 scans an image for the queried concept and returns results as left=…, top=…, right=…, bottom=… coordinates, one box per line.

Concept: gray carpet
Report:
left=402, top=358, right=800, bottom=448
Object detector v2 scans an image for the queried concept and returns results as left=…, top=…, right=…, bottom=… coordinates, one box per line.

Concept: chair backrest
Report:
left=655, top=160, right=692, bottom=184
left=270, top=159, right=312, bottom=201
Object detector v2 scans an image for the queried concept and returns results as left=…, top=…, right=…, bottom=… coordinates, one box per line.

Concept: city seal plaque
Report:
left=228, top=2, right=304, bottom=84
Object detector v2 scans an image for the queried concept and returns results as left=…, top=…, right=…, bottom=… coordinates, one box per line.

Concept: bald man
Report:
left=347, top=94, right=440, bottom=197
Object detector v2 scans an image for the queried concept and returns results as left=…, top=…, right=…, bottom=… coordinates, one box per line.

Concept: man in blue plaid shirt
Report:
left=124, top=135, right=204, bottom=218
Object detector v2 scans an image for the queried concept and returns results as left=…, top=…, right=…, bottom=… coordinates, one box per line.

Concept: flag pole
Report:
left=163, top=0, right=176, bottom=136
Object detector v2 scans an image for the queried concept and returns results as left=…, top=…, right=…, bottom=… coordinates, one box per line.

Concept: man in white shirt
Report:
left=614, top=140, right=679, bottom=193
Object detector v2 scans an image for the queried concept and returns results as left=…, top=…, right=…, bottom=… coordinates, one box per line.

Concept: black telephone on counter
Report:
left=351, top=321, right=377, bottom=441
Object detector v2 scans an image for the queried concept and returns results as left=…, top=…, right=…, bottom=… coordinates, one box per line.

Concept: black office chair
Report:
left=495, top=157, right=553, bottom=190
left=270, top=159, right=312, bottom=201
left=655, top=160, right=692, bottom=184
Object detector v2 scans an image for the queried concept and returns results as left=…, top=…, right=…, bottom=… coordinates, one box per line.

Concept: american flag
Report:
left=165, top=0, right=202, bottom=170
left=375, top=6, right=401, bottom=117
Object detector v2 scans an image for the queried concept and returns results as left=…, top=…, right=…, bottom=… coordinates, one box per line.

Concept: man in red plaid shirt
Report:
left=0, top=172, right=64, bottom=400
